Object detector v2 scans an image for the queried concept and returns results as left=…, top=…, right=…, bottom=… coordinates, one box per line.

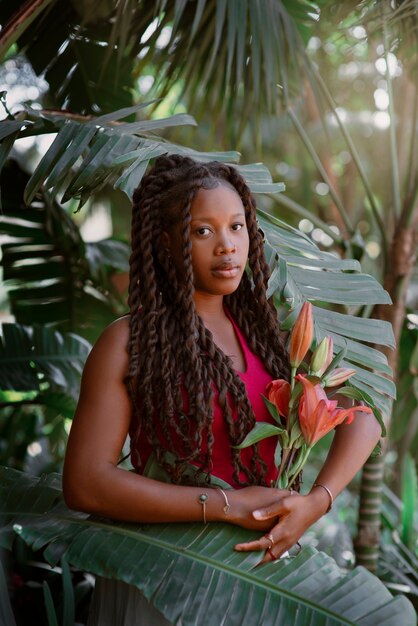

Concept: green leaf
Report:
left=401, top=453, right=418, bottom=549
left=1, top=467, right=416, bottom=626
left=0, top=324, right=90, bottom=401
left=86, top=239, right=130, bottom=278
left=262, top=395, right=285, bottom=424
left=0, top=119, right=29, bottom=141
left=258, top=211, right=395, bottom=423
left=24, top=122, right=79, bottom=205
left=337, top=386, right=387, bottom=438
left=61, top=559, right=75, bottom=626
left=111, top=113, right=197, bottom=134
left=42, top=581, right=59, bottom=626
left=0, top=560, right=17, bottom=626
left=93, top=101, right=161, bottom=125
left=0, top=0, right=56, bottom=63
left=235, top=422, right=286, bottom=449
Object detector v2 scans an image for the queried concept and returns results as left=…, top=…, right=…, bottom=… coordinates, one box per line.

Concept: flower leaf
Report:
left=262, top=395, right=284, bottom=424
left=235, top=422, right=285, bottom=449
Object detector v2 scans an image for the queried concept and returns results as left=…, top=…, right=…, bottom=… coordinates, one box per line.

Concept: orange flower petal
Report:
left=289, top=302, right=313, bottom=367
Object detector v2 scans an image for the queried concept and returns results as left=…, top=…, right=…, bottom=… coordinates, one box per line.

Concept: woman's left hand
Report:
left=234, top=488, right=330, bottom=562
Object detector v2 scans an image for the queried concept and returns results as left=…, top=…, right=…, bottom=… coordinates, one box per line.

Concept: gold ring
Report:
left=264, top=533, right=274, bottom=550
left=268, top=547, right=278, bottom=561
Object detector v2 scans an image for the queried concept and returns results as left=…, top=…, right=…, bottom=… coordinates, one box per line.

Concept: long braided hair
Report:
left=126, top=154, right=290, bottom=486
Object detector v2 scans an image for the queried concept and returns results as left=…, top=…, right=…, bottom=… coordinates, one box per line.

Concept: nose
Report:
left=215, top=231, right=236, bottom=254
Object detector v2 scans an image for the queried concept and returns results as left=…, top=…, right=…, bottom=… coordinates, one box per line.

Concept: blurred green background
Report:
left=0, top=1, right=417, bottom=624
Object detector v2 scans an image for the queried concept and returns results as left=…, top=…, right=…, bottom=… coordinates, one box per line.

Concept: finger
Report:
left=253, top=499, right=288, bottom=521
left=235, top=533, right=274, bottom=552
left=259, top=543, right=290, bottom=564
left=235, top=539, right=266, bottom=552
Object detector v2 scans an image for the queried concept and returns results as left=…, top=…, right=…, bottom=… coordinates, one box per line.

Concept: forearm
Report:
left=63, top=463, right=226, bottom=524
left=307, top=409, right=382, bottom=513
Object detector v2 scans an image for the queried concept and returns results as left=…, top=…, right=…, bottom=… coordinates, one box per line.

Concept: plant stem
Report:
left=307, top=60, right=389, bottom=266
left=288, top=446, right=310, bottom=488
left=269, top=193, right=344, bottom=245
left=277, top=448, right=290, bottom=486
left=383, top=1, right=401, bottom=220
left=285, top=447, right=297, bottom=475
left=287, top=107, right=354, bottom=236
left=290, top=367, right=296, bottom=391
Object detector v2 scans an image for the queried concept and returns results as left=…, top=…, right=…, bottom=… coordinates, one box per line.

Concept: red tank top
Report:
left=130, top=308, right=279, bottom=487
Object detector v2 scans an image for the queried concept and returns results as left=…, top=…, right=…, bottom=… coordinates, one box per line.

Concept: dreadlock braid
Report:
left=126, top=154, right=290, bottom=486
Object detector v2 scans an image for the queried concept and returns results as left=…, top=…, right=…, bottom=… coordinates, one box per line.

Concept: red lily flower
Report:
left=289, top=302, right=313, bottom=368
left=297, top=375, right=372, bottom=446
left=266, top=379, right=291, bottom=419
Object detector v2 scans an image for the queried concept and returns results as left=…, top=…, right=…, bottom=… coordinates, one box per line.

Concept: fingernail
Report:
left=253, top=510, right=262, bottom=519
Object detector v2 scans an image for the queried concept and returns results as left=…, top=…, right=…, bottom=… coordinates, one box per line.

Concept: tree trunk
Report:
left=354, top=454, right=385, bottom=572
left=355, top=219, right=418, bottom=570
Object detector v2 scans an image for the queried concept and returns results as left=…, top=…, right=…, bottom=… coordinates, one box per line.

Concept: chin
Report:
left=203, top=281, right=242, bottom=297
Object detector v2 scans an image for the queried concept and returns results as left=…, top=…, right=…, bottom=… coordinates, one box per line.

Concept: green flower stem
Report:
left=285, top=447, right=297, bottom=475
left=276, top=448, right=290, bottom=486
left=290, top=367, right=296, bottom=392
left=287, top=446, right=312, bottom=488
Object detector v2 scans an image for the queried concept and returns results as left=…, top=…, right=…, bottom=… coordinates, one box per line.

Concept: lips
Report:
left=211, top=261, right=241, bottom=278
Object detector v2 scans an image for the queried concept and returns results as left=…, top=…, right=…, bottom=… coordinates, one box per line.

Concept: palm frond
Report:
left=0, top=161, right=130, bottom=333
left=1, top=467, right=415, bottom=626
left=0, top=1, right=318, bottom=124
left=0, top=103, right=283, bottom=209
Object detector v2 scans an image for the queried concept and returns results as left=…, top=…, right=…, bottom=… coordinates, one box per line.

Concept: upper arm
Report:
left=63, top=317, right=132, bottom=496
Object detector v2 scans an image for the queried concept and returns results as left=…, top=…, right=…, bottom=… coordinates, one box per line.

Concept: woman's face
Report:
left=164, top=183, right=250, bottom=297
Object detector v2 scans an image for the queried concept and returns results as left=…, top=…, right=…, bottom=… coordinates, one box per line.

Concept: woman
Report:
left=63, top=155, right=381, bottom=625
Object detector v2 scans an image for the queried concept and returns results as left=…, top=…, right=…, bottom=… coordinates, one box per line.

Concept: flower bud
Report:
left=289, top=301, right=313, bottom=368
left=323, top=367, right=356, bottom=387
left=310, top=337, right=333, bottom=376
left=266, top=379, right=291, bottom=418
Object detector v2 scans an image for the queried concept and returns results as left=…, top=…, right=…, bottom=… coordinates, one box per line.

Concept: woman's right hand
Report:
left=226, top=486, right=291, bottom=531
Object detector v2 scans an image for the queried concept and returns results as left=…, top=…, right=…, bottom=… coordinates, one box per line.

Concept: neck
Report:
left=193, top=293, right=227, bottom=325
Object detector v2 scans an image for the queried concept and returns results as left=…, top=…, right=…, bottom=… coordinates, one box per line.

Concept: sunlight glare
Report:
left=374, top=88, right=389, bottom=110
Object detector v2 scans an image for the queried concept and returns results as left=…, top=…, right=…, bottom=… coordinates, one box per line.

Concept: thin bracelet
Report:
left=312, top=483, right=333, bottom=513
left=216, top=487, right=230, bottom=515
left=198, top=493, right=208, bottom=523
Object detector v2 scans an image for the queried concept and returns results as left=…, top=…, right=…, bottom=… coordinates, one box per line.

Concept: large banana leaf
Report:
left=1, top=467, right=415, bottom=626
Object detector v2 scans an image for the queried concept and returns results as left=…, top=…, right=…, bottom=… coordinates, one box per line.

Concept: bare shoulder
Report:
left=83, top=315, right=130, bottom=380
left=96, top=315, right=130, bottom=348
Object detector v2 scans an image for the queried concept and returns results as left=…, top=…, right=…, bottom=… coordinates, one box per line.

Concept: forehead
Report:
left=190, top=184, right=245, bottom=219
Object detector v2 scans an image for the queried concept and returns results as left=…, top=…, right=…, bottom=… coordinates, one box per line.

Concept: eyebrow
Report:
left=191, top=213, right=245, bottom=222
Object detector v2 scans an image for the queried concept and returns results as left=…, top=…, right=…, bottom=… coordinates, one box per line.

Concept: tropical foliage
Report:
left=1, top=467, right=416, bottom=626
left=0, top=0, right=417, bottom=622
